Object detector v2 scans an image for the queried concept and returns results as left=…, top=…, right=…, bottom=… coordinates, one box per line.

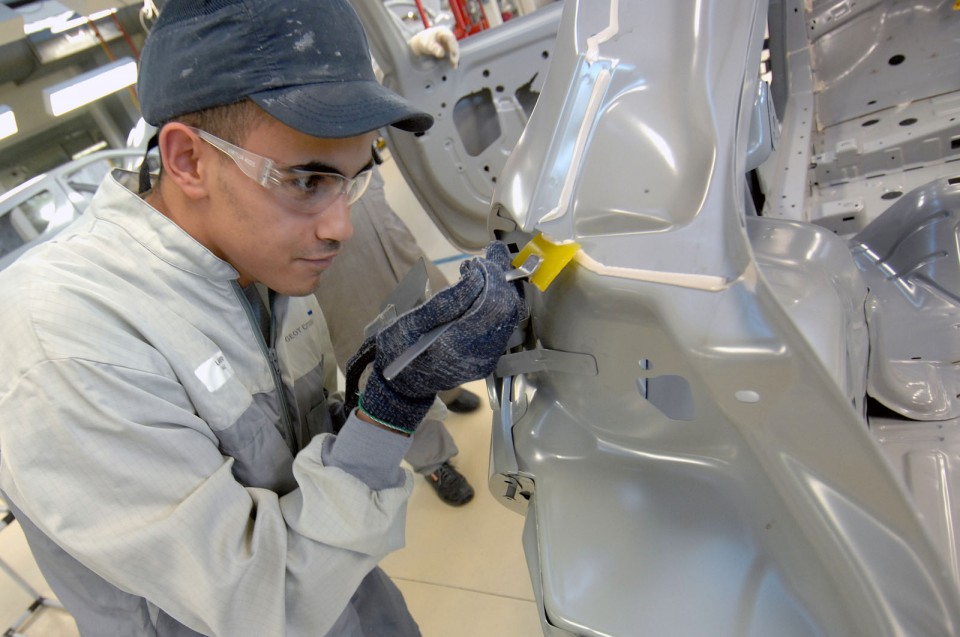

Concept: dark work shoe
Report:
left=426, top=462, right=475, bottom=506
left=443, top=389, right=481, bottom=414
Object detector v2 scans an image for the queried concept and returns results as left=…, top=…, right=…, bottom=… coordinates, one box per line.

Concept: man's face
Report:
left=198, top=118, right=376, bottom=296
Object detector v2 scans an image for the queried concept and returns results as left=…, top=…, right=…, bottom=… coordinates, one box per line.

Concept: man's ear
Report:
left=157, top=123, right=209, bottom=199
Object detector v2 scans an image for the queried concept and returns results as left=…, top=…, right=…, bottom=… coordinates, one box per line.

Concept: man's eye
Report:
left=286, top=173, right=338, bottom=196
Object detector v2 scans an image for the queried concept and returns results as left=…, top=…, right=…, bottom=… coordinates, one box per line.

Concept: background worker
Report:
left=317, top=22, right=477, bottom=506
left=0, top=0, right=523, bottom=635
left=316, top=165, right=479, bottom=506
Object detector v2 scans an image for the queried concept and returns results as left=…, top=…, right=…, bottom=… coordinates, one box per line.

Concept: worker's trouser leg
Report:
left=325, top=567, right=421, bottom=636
left=404, top=417, right=459, bottom=476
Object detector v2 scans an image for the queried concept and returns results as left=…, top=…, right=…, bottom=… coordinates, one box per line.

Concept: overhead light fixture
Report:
left=0, top=106, right=17, bottom=141
left=24, top=9, right=78, bottom=35
left=57, top=0, right=136, bottom=17
left=42, top=56, right=137, bottom=117
left=49, top=8, right=118, bottom=34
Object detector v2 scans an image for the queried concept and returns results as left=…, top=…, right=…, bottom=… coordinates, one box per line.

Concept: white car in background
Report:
left=0, top=148, right=146, bottom=270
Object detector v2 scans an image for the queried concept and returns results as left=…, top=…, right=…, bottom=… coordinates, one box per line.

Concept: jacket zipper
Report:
left=233, top=282, right=298, bottom=453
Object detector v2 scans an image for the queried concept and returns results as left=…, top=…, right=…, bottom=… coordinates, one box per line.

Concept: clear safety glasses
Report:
left=191, top=127, right=373, bottom=213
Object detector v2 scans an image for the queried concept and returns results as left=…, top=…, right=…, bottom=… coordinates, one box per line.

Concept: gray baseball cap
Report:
left=137, top=0, right=433, bottom=138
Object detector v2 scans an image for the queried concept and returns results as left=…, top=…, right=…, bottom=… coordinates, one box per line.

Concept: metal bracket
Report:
left=496, top=348, right=598, bottom=377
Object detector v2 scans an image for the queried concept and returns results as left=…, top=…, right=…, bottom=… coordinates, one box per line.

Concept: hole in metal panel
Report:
left=453, top=88, right=502, bottom=157
left=645, top=375, right=694, bottom=421
left=515, top=74, right=541, bottom=118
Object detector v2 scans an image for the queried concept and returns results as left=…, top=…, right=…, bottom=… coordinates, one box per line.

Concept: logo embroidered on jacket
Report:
left=284, top=319, right=315, bottom=343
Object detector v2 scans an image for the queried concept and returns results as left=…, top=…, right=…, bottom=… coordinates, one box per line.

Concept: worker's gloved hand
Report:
left=407, top=26, right=460, bottom=69
left=346, top=242, right=523, bottom=433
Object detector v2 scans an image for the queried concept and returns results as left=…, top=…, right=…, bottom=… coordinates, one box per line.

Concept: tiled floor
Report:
left=0, top=155, right=543, bottom=636
left=380, top=156, right=542, bottom=634
left=382, top=379, right=542, bottom=636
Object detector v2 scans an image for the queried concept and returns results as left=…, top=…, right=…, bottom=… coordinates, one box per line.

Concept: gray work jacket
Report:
left=0, top=171, right=415, bottom=636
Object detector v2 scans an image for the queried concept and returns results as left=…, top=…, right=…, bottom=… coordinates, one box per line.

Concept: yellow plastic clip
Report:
left=512, top=233, right=581, bottom=292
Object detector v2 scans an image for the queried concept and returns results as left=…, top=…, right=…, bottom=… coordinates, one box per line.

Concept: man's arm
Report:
left=0, top=356, right=411, bottom=636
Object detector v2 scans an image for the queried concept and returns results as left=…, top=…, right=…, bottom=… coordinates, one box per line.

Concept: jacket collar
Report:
left=92, top=169, right=240, bottom=282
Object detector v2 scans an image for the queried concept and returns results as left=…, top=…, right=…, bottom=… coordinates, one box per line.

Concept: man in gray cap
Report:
left=0, top=0, right=523, bottom=635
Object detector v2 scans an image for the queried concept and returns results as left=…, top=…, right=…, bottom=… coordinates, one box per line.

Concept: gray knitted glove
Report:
left=345, top=241, right=524, bottom=433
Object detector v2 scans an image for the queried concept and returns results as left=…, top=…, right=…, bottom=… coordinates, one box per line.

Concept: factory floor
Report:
left=0, top=154, right=543, bottom=636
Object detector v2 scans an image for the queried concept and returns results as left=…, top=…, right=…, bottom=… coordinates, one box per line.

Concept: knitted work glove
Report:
left=346, top=241, right=523, bottom=433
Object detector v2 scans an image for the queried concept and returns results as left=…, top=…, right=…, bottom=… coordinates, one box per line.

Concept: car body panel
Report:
left=356, top=0, right=960, bottom=633
left=353, top=0, right=562, bottom=251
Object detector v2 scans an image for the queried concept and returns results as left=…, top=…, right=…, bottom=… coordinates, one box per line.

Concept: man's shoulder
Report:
left=0, top=258, right=67, bottom=384
left=0, top=229, right=141, bottom=353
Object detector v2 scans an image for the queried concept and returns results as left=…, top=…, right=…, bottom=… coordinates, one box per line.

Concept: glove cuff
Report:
left=360, top=372, right=435, bottom=433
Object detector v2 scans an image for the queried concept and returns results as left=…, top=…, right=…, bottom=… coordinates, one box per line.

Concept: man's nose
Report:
left=317, top=193, right=354, bottom=242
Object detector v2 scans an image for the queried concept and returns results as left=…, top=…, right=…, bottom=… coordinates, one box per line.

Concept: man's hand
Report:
left=408, top=26, right=460, bottom=69
left=346, top=242, right=523, bottom=432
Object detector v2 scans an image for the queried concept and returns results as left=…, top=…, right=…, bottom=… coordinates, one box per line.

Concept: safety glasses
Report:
left=190, top=127, right=373, bottom=213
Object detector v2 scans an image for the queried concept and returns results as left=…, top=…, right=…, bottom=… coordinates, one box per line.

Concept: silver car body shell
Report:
left=358, top=1, right=960, bottom=634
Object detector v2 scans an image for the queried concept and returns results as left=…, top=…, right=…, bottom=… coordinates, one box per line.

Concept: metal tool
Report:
left=382, top=254, right=542, bottom=381
left=363, top=258, right=430, bottom=339
left=504, top=253, right=543, bottom=282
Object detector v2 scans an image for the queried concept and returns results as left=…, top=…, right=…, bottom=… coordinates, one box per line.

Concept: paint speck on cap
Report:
left=294, top=32, right=315, bottom=52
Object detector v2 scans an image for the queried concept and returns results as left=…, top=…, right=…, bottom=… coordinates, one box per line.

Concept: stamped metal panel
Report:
left=488, top=0, right=960, bottom=634
left=872, top=415, right=960, bottom=591
left=350, top=1, right=562, bottom=251
left=355, top=0, right=960, bottom=633
left=850, top=176, right=960, bottom=420
left=757, top=0, right=820, bottom=224
left=759, top=0, right=960, bottom=233
left=809, top=0, right=960, bottom=130
left=496, top=0, right=758, bottom=283
left=748, top=217, right=869, bottom=415
left=503, top=267, right=957, bottom=635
